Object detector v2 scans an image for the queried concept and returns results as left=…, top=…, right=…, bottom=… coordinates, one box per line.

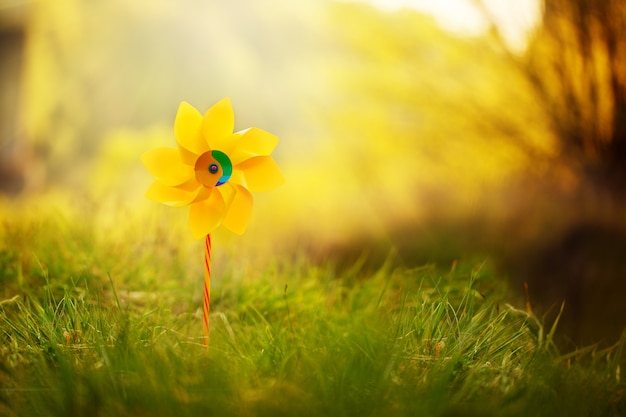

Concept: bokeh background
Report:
left=1, top=0, right=625, bottom=346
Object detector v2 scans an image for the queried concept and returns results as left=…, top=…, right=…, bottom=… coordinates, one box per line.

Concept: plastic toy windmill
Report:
left=141, top=98, right=284, bottom=346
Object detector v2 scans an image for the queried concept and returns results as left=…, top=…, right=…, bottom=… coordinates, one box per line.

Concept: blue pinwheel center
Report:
left=210, top=150, right=232, bottom=186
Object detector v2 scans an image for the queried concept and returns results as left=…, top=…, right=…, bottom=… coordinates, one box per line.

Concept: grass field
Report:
left=1, top=199, right=625, bottom=417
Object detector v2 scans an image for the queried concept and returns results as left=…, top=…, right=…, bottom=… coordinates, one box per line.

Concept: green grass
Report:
left=1, top=204, right=625, bottom=416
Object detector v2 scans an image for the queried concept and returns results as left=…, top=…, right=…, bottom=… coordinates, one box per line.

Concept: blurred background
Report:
left=1, top=0, right=625, bottom=345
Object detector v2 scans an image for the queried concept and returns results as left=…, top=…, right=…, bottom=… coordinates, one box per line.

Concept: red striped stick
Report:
left=203, top=234, right=211, bottom=347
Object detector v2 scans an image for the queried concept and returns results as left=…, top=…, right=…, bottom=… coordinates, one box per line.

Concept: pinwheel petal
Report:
left=175, top=177, right=202, bottom=192
left=189, top=188, right=226, bottom=239
left=178, top=146, right=198, bottom=166
left=146, top=181, right=198, bottom=207
left=227, top=169, right=246, bottom=187
left=189, top=184, right=213, bottom=204
left=175, top=102, right=208, bottom=162
left=230, top=128, right=279, bottom=165
left=220, top=184, right=253, bottom=235
left=141, top=148, right=194, bottom=186
left=202, top=98, right=235, bottom=153
left=236, top=156, right=284, bottom=192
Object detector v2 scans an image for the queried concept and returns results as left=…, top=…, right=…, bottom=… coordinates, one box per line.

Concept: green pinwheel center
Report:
left=194, top=150, right=233, bottom=187
left=210, top=150, right=232, bottom=186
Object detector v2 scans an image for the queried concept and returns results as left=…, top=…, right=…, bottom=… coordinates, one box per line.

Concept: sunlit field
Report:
left=1, top=201, right=625, bottom=416
left=2, top=0, right=626, bottom=415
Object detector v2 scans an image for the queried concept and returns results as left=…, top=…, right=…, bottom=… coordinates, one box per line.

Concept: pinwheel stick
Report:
left=203, top=234, right=211, bottom=347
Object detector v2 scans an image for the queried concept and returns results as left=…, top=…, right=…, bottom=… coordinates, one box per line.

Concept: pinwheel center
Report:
left=195, top=150, right=233, bottom=187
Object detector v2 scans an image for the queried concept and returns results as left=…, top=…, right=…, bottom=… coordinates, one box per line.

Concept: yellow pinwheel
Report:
left=141, top=98, right=284, bottom=238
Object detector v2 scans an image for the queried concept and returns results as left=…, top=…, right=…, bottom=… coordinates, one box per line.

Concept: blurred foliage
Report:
left=312, top=4, right=558, bottom=239
left=522, top=0, right=626, bottom=188
left=11, top=0, right=623, bottom=270
left=20, top=0, right=324, bottom=183
left=473, top=0, right=626, bottom=345
left=9, top=0, right=626, bottom=243
left=8, top=0, right=561, bottom=237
